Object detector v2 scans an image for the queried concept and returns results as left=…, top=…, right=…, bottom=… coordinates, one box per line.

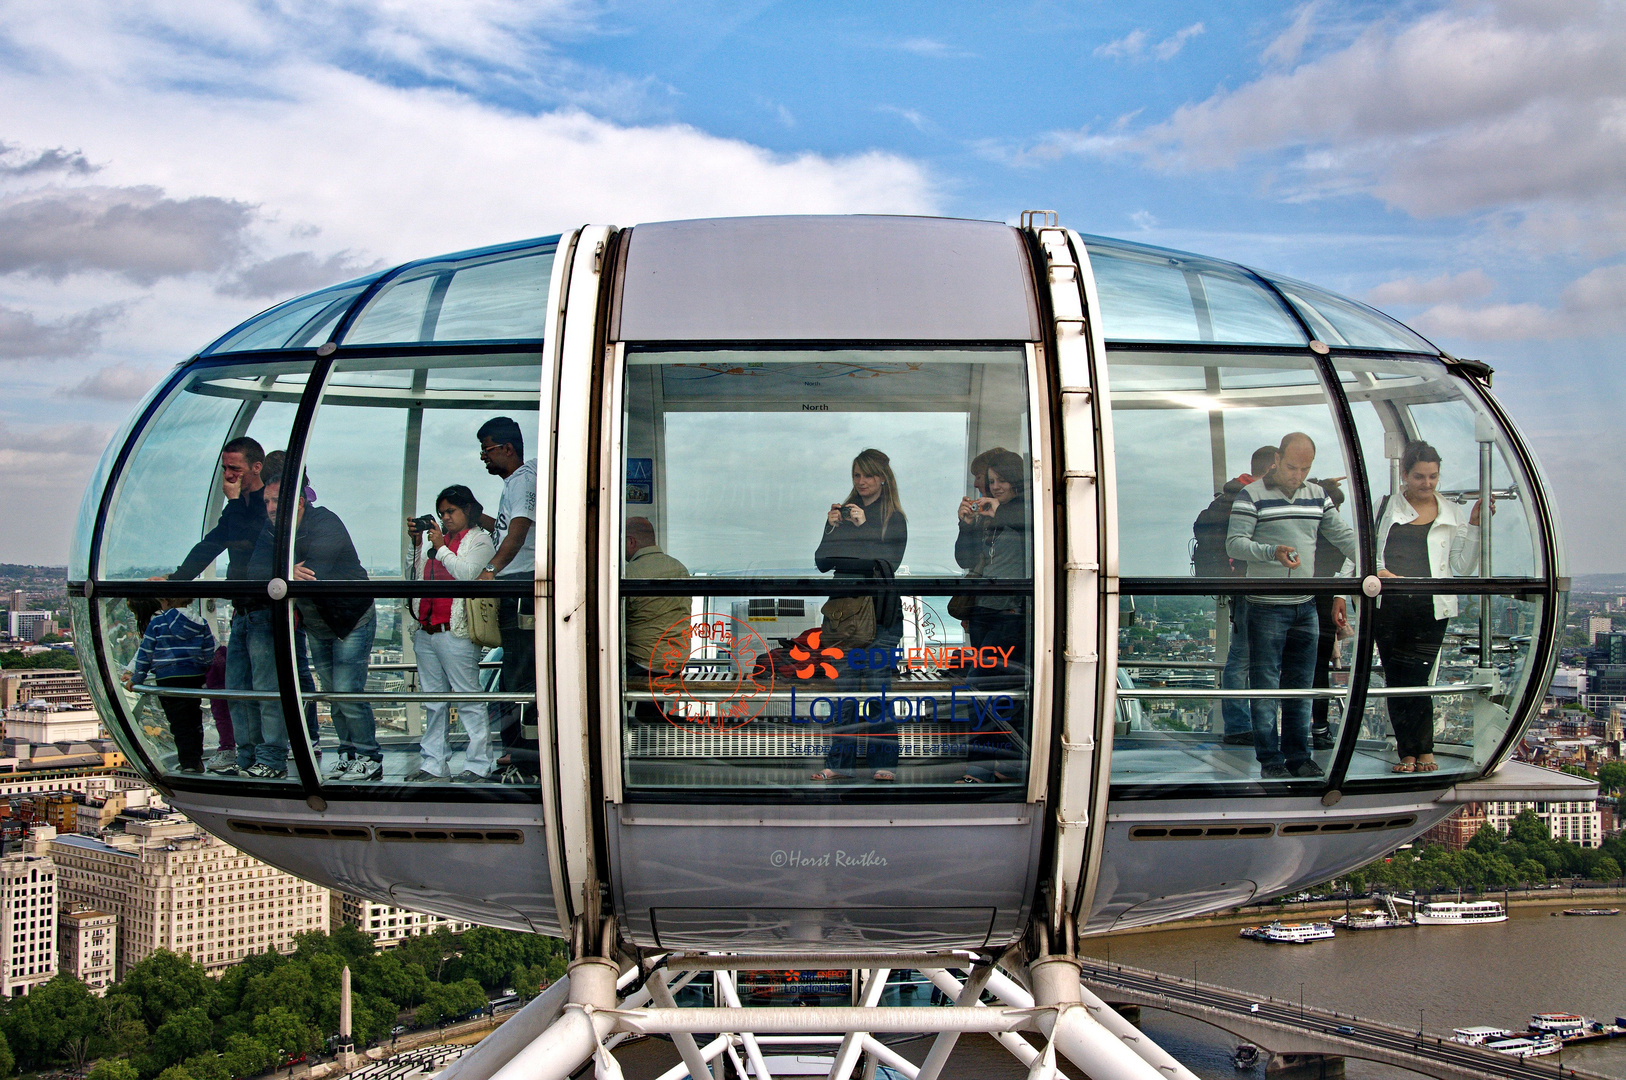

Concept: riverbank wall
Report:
left=1100, top=885, right=1626, bottom=937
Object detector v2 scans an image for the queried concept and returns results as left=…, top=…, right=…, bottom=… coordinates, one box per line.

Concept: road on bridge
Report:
left=1078, top=957, right=1608, bottom=1080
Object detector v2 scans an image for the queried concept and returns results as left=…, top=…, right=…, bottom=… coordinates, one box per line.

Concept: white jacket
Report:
left=415, top=528, right=496, bottom=639
left=1374, top=493, right=1482, bottom=619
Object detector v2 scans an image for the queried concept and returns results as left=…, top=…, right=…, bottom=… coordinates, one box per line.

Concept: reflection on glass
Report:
left=99, top=598, right=300, bottom=786
left=620, top=593, right=1029, bottom=791
left=100, top=362, right=310, bottom=580
left=1264, top=275, right=1436, bottom=353
left=203, top=281, right=374, bottom=354
left=1105, top=350, right=1358, bottom=578
left=1114, top=593, right=1357, bottom=788
left=301, top=354, right=542, bottom=577
left=1339, top=355, right=1542, bottom=577
left=1347, top=593, right=1544, bottom=783
left=1084, top=240, right=1306, bottom=345
left=342, top=245, right=555, bottom=345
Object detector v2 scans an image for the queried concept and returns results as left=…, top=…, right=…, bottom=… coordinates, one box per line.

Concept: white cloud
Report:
left=1366, top=269, right=1496, bottom=306
left=218, top=251, right=384, bottom=300
left=1094, top=23, right=1204, bottom=62
left=56, top=363, right=167, bottom=401
left=0, top=303, right=122, bottom=359
left=1411, top=262, right=1626, bottom=341
left=877, top=105, right=930, bottom=133
left=1056, top=3, right=1626, bottom=254
left=895, top=37, right=974, bottom=59
left=1261, top=2, right=1319, bottom=68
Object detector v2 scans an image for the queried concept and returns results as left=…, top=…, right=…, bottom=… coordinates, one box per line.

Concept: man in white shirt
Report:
left=477, top=416, right=537, bottom=780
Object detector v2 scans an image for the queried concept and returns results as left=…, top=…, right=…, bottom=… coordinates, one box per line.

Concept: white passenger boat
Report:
left=1239, top=921, right=1336, bottom=943
left=1484, top=1035, right=1562, bottom=1058
left=1331, top=908, right=1409, bottom=930
left=1411, top=900, right=1507, bottom=925
left=1529, top=1013, right=1586, bottom=1036
left=1453, top=1026, right=1512, bottom=1045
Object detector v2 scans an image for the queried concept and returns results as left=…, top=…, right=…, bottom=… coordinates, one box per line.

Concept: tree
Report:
left=1591, top=856, right=1621, bottom=882
left=147, top=1007, right=214, bottom=1074
left=220, top=1034, right=275, bottom=1080
left=156, top=1067, right=194, bottom=1080
left=3, top=975, right=107, bottom=1069
left=108, top=951, right=215, bottom=1033
left=90, top=1059, right=139, bottom=1080
left=0, top=1031, right=15, bottom=1078
left=252, top=1007, right=316, bottom=1061
left=1599, top=762, right=1626, bottom=795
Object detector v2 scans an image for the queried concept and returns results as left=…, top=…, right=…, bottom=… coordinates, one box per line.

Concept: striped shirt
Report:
left=131, top=608, right=216, bottom=683
left=1225, top=477, right=1357, bottom=605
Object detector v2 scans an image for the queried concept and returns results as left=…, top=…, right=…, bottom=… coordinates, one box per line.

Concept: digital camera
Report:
left=411, top=514, right=437, bottom=532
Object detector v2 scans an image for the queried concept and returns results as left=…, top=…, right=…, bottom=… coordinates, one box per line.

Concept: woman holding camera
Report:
left=810, top=449, right=908, bottom=783
left=407, top=485, right=497, bottom=782
left=955, top=449, right=1030, bottom=783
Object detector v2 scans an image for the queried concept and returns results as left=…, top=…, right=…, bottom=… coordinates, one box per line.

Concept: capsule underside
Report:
left=69, top=215, right=1565, bottom=949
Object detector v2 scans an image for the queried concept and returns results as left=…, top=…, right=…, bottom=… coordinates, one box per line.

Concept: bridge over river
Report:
left=1080, top=957, right=1610, bottom=1080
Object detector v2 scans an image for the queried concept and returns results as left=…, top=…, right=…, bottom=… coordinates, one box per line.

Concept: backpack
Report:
left=1191, top=485, right=1245, bottom=578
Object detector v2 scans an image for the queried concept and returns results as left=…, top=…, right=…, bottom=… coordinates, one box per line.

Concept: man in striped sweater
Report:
left=122, top=598, right=216, bottom=773
left=1225, top=432, right=1357, bottom=778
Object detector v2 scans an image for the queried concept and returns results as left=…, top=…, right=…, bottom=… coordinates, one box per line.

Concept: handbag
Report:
left=947, top=573, right=980, bottom=621
left=464, top=597, right=503, bottom=649
left=820, top=595, right=876, bottom=650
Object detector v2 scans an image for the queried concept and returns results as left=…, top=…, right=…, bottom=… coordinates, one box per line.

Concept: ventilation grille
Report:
left=1129, top=815, right=1417, bottom=840
left=226, top=820, right=523, bottom=844
left=229, top=820, right=373, bottom=841
left=375, top=828, right=523, bottom=844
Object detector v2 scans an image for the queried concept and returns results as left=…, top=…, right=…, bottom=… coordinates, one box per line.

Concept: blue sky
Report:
left=0, top=0, right=1620, bottom=570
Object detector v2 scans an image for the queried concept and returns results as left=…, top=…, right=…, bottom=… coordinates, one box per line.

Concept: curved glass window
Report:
left=342, top=242, right=556, bottom=345
left=617, top=345, right=1036, bottom=793
left=1084, top=240, right=1305, bottom=346
left=98, top=360, right=312, bottom=580
left=1107, top=350, right=1360, bottom=579
left=1336, top=355, right=1542, bottom=578
left=1346, top=591, right=1544, bottom=784
left=202, top=280, right=376, bottom=355
left=1263, top=275, right=1437, bottom=353
left=290, top=355, right=544, bottom=789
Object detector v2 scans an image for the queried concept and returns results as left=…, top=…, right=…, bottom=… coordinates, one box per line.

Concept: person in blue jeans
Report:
left=238, top=605, right=291, bottom=777
left=1225, top=433, right=1357, bottom=779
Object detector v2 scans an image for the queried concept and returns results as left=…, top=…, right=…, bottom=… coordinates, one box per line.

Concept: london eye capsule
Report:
left=71, top=214, right=1568, bottom=957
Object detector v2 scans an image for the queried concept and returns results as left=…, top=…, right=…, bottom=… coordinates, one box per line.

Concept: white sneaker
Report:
left=341, top=758, right=383, bottom=782
left=206, top=750, right=238, bottom=773
left=326, top=756, right=353, bottom=780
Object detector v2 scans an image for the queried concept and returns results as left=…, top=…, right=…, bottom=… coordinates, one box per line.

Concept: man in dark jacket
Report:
left=165, top=437, right=269, bottom=776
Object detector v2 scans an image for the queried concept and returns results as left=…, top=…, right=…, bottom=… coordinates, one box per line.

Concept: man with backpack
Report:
left=1193, top=445, right=1279, bottom=744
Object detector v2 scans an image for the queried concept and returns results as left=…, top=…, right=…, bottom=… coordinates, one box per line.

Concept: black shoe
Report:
left=1289, top=760, right=1326, bottom=778
left=1222, top=732, right=1254, bottom=746
left=1261, top=762, right=1291, bottom=778
left=1311, top=727, right=1336, bottom=750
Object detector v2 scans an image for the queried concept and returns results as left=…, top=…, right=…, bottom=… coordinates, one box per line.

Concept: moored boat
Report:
left=1331, top=908, right=1409, bottom=930
left=1562, top=907, right=1620, bottom=916
left=1411, top=900, right=1507, bottom=925
left=1233, top=1043, right=1260, bottom=1069
left=1453, top=1026, right=1512, bottom=1045
left=1239, top=921, right=1336, bottom=943
left=1529, top=1013, right=1586, bottom=1036
left=1484, top=1035, right=1562, bottom=1058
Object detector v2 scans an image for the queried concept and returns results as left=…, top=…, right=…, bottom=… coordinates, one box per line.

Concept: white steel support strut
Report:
left=444, top=954, right=1198, bottom=1080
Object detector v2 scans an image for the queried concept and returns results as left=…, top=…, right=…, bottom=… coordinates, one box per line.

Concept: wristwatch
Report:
left=485, top=563, right=496, bottom=573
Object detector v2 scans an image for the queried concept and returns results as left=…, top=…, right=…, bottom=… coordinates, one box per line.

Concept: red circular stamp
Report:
left=647, top=612, right=775, bottom=729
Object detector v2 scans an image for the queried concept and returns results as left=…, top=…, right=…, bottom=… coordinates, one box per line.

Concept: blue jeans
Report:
left=237, top=607, right=289, bottom=770
left=302, top=605, right=379, bottom=761
left=1221, top=597, right=1251, bottom=736
left=1245, top=599, right=1318, bottom=768
left=824, top=627, right=902, bottom=773
left=225, top=612, right=259, bottom=756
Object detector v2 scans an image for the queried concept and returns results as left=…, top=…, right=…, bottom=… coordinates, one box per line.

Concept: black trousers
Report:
left=157, top=674, right=207, bottom=770
left=1373, top=595, right=1449, bottom=759
left=1311, top=595, right=1339, bottom=728
left=497, top=593, right=538, bottom=769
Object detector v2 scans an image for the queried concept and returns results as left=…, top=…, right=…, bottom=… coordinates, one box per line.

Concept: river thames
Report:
left=1080, top=900, right=1626, bottom=1078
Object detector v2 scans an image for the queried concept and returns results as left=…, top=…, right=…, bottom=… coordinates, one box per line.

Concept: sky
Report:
left=1, top=0, right=1621, bottom=572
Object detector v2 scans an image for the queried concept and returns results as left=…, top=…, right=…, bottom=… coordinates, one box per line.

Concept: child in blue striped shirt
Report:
left=122, top=598, right=216, bottom=773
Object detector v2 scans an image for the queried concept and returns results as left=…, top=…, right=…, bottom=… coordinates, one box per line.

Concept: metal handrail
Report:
left=1117, top=682, right=1493, bottom=700
left=130, top=684, right=530, bottom=703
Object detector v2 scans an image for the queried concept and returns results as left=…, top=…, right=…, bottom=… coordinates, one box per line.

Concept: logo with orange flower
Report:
left=789, top=629, right=844, bottom=680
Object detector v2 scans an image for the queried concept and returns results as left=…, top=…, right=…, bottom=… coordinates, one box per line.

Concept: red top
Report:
left=422, top=531, right=465, bottom=626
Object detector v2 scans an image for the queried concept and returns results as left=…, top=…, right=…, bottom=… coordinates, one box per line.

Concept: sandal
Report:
left=1392, top=760, right=1416, bottom=774
left=871, top=770, right=896, bottom=782
left=955, top=774, right=984, bottom=784
left=810, top=769, right=850, bottom=782
left=1415, top=758, right=1439, bottom=773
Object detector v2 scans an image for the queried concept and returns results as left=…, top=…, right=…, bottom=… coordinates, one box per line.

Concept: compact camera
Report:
left=411, top=514, right=437, bottom=532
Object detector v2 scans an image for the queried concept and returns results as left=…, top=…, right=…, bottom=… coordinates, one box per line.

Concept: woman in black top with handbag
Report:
left=955, top=449, right=1029, bottom=783
left=811, top=449, right=908, bottom=782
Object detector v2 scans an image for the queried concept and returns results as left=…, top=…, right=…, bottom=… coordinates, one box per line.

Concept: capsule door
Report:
left=587, top=216, right=1056, bottom=951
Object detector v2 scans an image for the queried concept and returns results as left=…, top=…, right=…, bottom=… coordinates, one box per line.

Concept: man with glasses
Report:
left=476, top=417, right=537, bottom=782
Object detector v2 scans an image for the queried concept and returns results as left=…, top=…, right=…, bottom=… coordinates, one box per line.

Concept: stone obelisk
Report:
left=337, top=965, right=358, bottom=1068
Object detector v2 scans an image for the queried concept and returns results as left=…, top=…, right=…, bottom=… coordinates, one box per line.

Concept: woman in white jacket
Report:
left=406, top=485, right=497, bottom=781
left=1373, top=441, right=1489, bottom=773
